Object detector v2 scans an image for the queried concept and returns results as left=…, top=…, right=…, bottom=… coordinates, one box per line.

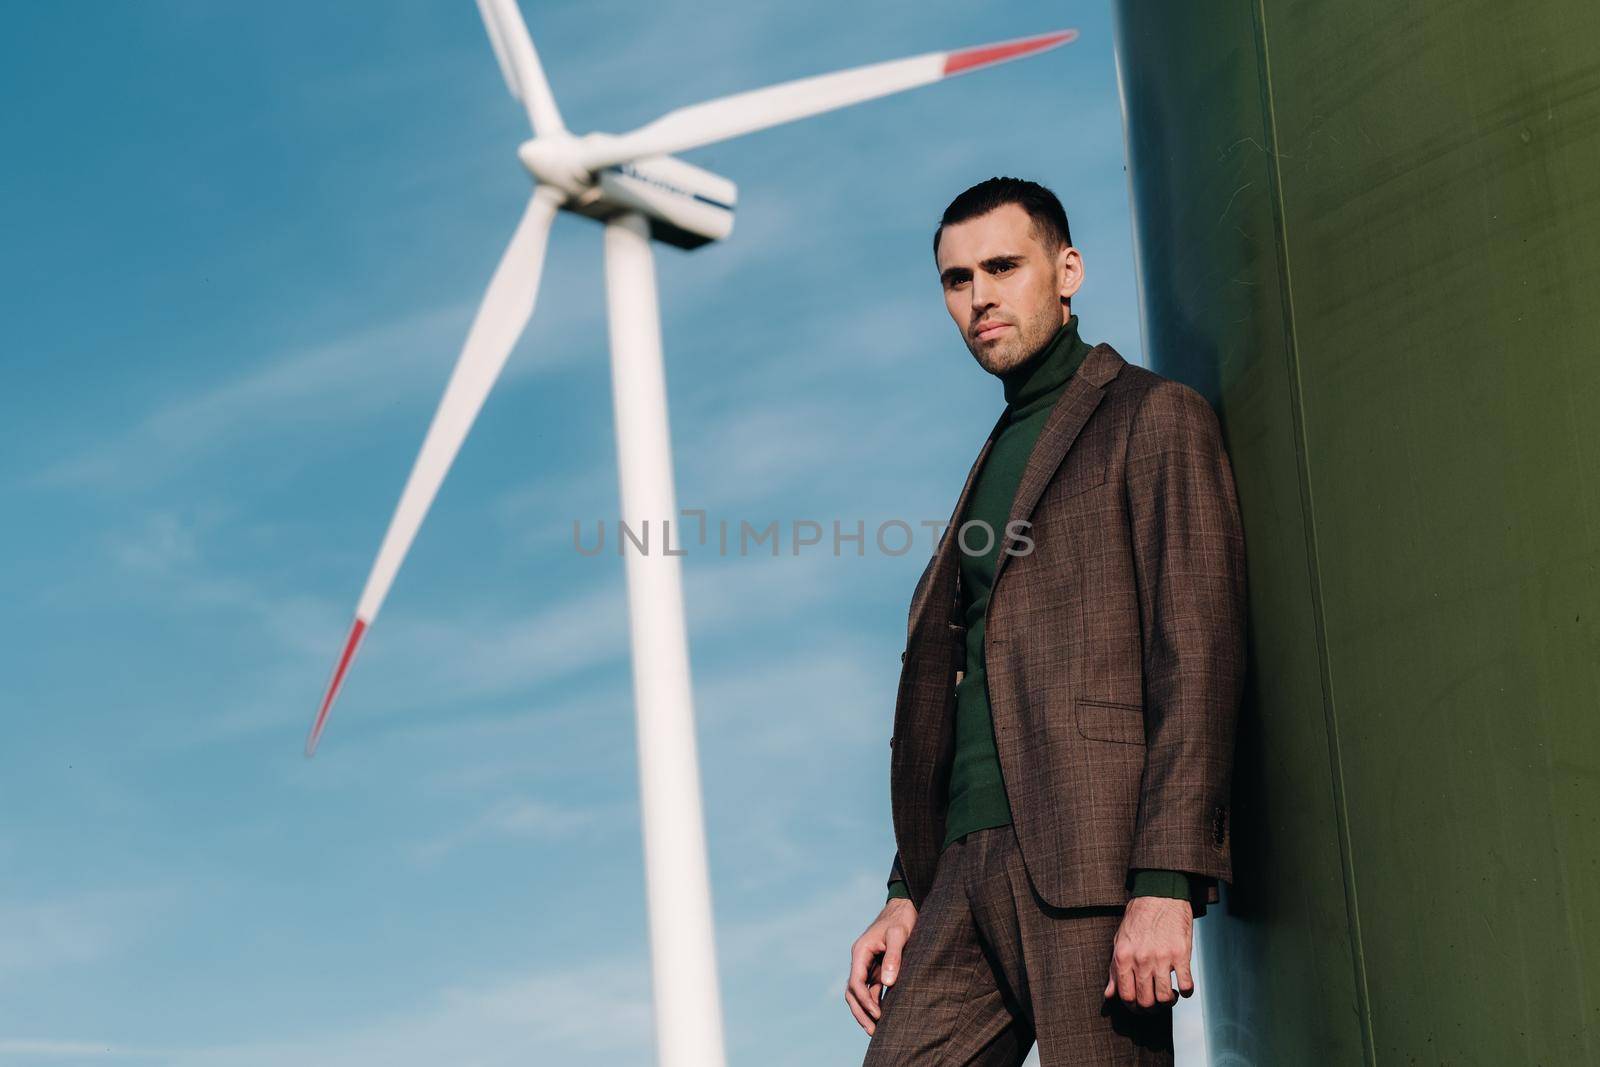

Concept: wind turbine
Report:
left=306, top=3, right=1075, bottom=1063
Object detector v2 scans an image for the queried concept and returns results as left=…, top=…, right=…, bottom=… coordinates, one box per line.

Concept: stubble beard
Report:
left=968, top=304, right=1062, bottom=376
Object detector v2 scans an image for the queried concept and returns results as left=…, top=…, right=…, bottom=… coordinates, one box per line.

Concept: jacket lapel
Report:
left=905, top=407, right=1008, bottom=641
left=906, top=341, right=1128, bottom=637
left=989, top=343, right=1126, bottom=595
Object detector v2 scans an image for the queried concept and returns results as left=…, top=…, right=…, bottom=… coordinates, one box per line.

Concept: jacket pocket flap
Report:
left=1075, top=698, right=1146, bottom=745
left=1055, top=464, right=1109, bottom=500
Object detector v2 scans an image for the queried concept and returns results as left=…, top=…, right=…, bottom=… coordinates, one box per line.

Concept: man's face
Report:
left=935, top=203, right=1084, bottom=375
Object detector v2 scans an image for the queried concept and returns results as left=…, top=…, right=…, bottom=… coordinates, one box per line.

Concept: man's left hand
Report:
left=1103, top=896, right=1195, bottom=1010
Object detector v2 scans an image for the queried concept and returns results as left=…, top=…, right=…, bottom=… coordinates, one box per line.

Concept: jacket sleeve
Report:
left=1124, top=380, right=1247, bottom=883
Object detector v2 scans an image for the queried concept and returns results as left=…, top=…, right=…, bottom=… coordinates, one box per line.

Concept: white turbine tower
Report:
left=306, top=4, right=1075, bottom=1063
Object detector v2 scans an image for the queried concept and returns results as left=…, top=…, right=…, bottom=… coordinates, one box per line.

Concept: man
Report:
left=844, top=178, right=1246, bottom=1065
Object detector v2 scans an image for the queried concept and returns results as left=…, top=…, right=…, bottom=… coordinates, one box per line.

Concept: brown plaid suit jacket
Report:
left=886, top=341, right=1246, bottom=910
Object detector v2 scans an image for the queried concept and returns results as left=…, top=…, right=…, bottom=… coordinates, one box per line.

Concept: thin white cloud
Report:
left=352, top=547, right=845, bottom=722
left=106, top=511, right=201, bottom=573
left=114, top=504, right=858, bottom=759
left=0, top=890, right=172, bottom=979
left=157, top=957, right=653, bottom=1067
left=720, top=869, right=881, bottom=973
left=406, top=797, right=613, bottom=865
left=95, top=508, right=337, bottom=663
left=0, top=1040, right=137, bottom=1058
left=35, top=250, right=621, bottom=495
left=39, top=302, right=472, bottom=489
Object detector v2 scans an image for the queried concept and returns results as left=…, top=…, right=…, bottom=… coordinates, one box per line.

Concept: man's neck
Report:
left=1000, top=313, right=1088, bottom=412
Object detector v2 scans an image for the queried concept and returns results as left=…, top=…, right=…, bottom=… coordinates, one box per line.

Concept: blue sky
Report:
left=0, top=2, right=1208, bottom=1063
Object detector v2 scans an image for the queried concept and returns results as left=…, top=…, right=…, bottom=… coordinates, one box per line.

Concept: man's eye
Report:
left=993, top=263, right=1014, bottom=274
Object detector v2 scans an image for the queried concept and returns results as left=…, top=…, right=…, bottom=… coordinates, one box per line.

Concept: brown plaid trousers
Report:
left=874, top=342, right=1246, bottom=1060
left=864, top=823, right=1173, bottom=1065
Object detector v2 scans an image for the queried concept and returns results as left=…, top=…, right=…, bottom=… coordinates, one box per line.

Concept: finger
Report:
left=848, top=940, right=880, bottom=1013
left=1103, top=966, right=1116, bottom=999
left=1176, top=957, right=1196, bottom=998
left=844, top=986, right=874, bottom=1033
left=1115, top=954, right=1139, bottom=1006
left=1154, top=964, right=1177, bottom=1006
left=1135, top=964, right=1157, bottom=1009
left=845, top=945, right=880, bottom=1033
left=882, top=925, right=910, bottom=989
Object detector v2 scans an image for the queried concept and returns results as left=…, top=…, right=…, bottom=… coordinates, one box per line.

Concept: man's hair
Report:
left=932, top=177, right=1073, bottom=259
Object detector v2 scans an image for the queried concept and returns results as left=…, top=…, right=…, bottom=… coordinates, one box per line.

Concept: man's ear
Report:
left=1057, top=245, right=1085, bottom=305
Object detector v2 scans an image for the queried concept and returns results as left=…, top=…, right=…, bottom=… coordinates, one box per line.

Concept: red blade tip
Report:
left=305, top=618, right=368, bottom=758
left=943, top=30, right=1078, bottom=77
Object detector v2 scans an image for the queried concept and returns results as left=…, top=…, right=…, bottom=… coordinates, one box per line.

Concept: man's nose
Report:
left=969, top=275, right=998, bottom=317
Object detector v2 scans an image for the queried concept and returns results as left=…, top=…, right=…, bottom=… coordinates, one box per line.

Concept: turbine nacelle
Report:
left=518, top=135, right=738, bottom=250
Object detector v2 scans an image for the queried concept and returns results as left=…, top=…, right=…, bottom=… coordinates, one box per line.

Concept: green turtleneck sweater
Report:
left=887, top=317, right=1202, bottom=912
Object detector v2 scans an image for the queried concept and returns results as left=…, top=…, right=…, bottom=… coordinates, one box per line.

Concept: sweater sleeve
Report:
left=886, top=851, right=910, bottom=904
left=1130, top=868, right=1211, bottom=918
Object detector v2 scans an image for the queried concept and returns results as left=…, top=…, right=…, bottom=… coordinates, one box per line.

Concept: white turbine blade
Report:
left=305, top=186, right=564, bottom=758
left=580, top=29, right=1076, bottom=170
left=475, top=0, right=565, bottom=134
left=476, top=0, right=521, bottom=99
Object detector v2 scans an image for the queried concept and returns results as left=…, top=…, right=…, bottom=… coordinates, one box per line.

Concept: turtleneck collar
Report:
left=1000, top=314, right=1091, bottom=417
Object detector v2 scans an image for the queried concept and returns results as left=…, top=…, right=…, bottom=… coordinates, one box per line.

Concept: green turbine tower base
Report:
left=1113, top=1, right=1600, bottom=1063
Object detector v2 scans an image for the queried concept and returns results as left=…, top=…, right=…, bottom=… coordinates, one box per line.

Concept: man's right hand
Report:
left=845, top=897, right=918, bottom=1036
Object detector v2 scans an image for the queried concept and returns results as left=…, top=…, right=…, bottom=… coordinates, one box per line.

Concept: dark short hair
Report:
left=932, top=177, right=1073, bottom=259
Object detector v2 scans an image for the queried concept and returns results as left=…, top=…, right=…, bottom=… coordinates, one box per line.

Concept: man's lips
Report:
left=974, top=321, right=1011, bottom=341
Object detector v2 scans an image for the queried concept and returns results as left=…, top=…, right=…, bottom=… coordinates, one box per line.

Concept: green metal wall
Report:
left=1112, top=2, right=1600, bottom=1063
